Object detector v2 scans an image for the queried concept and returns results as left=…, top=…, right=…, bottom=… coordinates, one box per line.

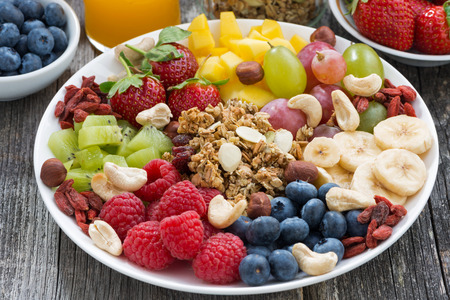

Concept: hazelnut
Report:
left=310, top=26, right=336, bottom=47
left=284, top=161, right=319, bottom=183
left=163, top=121, right=180, bottom=139
left=236, top=61, right=264, bottom=85
left=247, top=192, right=271, bottom=219
left=40, top=158, right=67, bottom=187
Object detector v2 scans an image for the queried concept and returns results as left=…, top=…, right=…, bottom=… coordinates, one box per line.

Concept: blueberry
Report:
left=320, top=211, right=347, bottom=239
left=318, top=182, right=340, bottom=203
left=19, top=52, right=41, bottom=74
left=0, top=46, right=21, bottom=71
left=0, top=23, right=20, bottom=47
left=283, top=244, right=295, bottom=253
left=0, top=3, right=24, bottom=28
left=313, top=238, right=345, bottom=261
left=47, top=26, right=67, bottom=53
left=14, top=34, right=27, bottom=56
left=239, top=254, right=271, bottom=286
left=0, top=0, right=16, bottom=6
left=346, top=209, right=369, bottom=237
left=269, top=250, right=299, bottom=281
left=279, top=217, right=309, bottom=246
left=246, top=216, right=280, bottom=246
left=20, top=18, right=45, bottom=35
left=27, top=27, right=54, bottom=55
left=44, top=3, right=66, bottom=27
left=285, top=180, right=318, bottom=207
left=301, top=198, right=327, bottom=230
left=246, top=245, right=271, bottom=258
left=303, top=231, right=323, bottom=250
left=18, top=0, right=44, bottom=19
left=226, top=216, right=252, bottom=243
left=270, top=196, right=297, bottom=222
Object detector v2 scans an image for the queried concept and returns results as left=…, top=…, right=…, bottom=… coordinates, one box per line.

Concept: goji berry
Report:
left=343, top=243, right=367, bottom=259
left=77, top=222, right=90, bottom=235
left=371, top=202, right=390, bottom=226
left=372, top=225, right=393, bottom=240
left=75, top=210, right=87, bottom=224
left=341, top=236, right=365, bottom=248
left=374, top=195, right=393, bottom=209
left=385, top=214, right=402, bottom=226
left=384, top=78, right=396, bottom=89
left=391, top=205, right=408, bottom=217
left=387, top=96, right=401, bottom=117
left=404, top=102, right=417, bottom=117
left=54, top=101, right=65, bottom=117
left=357, top=205, right=376, bottom=224
left=397, top=85, right=416, bottom=102
left=366, top=219, right=378, bottom=249
left=66, top=188, right=89, bottom=211
left=54, top=191, right=74, bottom=216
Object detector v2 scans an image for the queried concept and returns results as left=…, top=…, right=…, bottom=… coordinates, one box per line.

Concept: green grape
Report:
left=343, top=44, right=384, bottom=80
left=357, top=101, right=387, bottom=133
left=264, top=45, right=307, bottom=98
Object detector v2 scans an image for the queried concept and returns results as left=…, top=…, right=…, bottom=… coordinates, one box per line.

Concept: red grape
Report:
left=311, top=49, right=347, bottom=85
left=260, top=98, right=307, bottom=136
left=309, top=84, right=345, bottom=124
left=309, top=124, right=341, bottom=141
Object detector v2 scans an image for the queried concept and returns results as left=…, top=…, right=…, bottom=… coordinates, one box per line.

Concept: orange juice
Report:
left=84, top=0, right=181, bottom=49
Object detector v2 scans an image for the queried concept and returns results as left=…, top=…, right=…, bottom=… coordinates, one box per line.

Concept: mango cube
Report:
left=270, top=38, right=296, bottom=54
left=250, top=25, right=262, bottom=33
left=248, top=29, right=270, bottom=41
left=219, top=78, right=243, bottom=101
left=237, top=38, right=270, bottom=61
left=188, top=29, right=216, bottom=57
left=188, top=14, right=209, bottom=32
left=198, top=56, right=228, bottom=82
left=220, top=11, right=243, bottom=39
left=210, top=47, right=229, bottom=56
left=290, top=34, right=309, bottom=54
left=220, top=51, right=244, bottom=77
left=237, top=85, right=276, bottom=108
left=261, top=19, right=284, bottom=39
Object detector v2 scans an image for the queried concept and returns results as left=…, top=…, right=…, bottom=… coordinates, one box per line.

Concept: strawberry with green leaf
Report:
left=127, top=26, right=199, bottom=90
left=414, top=1, right=450, bottom=54
left=100, top=53, right=166, bottom=128
left=167, top=78, right=227, bottom=120
left=350, top=0, right=415, bottom=51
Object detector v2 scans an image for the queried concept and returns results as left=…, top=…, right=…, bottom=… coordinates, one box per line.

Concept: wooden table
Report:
left=1, top=0, right=449, bottom=299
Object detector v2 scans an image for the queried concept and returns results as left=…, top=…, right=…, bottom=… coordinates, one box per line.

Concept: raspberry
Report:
left=201, top=219, right=222, bottom=241
left=134, top=159, right=181, bottom=202
left=192, top=233, right=246, bottom=284
left=197, top=187, right=222, bottom=212
left=160, top=211, right=204, bottom=260
left=98, top=192, right=146, bottom=241
left=123, top=221, right=175, bottom=270
left=153, top=180, right=206, bottom=221
left=145, top=199, right=160, bottom=221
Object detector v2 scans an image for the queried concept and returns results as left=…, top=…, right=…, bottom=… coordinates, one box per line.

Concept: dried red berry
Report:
left=357, top=205, right=376, bottom=224
left=372, top=225, right=393, bottom=240
left=387, top=96, right=401, bottom=117
left=366, top=219, right=378, bottom=249
left=371, top=202, right=390, bottom=226
left=343, top=242, right=367, bottom=258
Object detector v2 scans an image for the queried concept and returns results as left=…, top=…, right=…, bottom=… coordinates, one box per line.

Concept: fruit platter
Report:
left=329, top=0, right=450, bottom=67
left=34, top=14, right=439, bottom=295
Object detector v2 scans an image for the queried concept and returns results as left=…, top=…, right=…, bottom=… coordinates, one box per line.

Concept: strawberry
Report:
left=408, top=0, right=435, bottom=19
left=351, top=0, right=415, bottom=51
left=432, top=0, right=446, bottom=5
left=167, top=78, right=224, bottom=120
left=127, top=27, right=198, bottom=90
left=414, top=2, right=450, bottom=54
left=100, top=53, right=166, bottom=128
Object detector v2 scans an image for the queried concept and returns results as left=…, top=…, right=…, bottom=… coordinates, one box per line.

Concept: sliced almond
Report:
left=218, top=143, right=242, bottom=173
left=236, top=126, right=266, bottom=143
left=274, top=129, right=293, bottom=153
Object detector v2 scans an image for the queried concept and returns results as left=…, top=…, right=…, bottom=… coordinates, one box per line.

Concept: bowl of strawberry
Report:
left=329, top=0, right=450, bottom=66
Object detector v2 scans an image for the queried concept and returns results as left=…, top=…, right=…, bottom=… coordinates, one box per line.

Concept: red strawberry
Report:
left=408, top=0, right=435, bottom=19
left=351, top=0, right=415, bottom=51
left=414, top=2, right=450, bottom=54
left=167, top=78, right=223, bottom=120
left=150, top=43, right=198, bottom=90
left=127, top=27, right=198, bottom=90
left=432, top=0, right=446, bottom=5
left=100, top=54, right=166, bottom=128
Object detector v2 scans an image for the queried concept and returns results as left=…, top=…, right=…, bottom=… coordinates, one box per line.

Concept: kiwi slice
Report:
left=48, top=128, right=80, bottom=162
left=103, top=154, right=128, bottom=167
left=126, top=147, right=160, bottom=168
left=65, top=168, right=98, bottom=192
left=126, top=125, right=173, bottom=154
left=74, top=121, right=83, bottom=134
left=82, top=115, right=117, bottom=127
left=75, top=146, right=104, bottom=171
left=116, top=126, right=138, bottom=157
left=78, top=125, right=123, bottom=149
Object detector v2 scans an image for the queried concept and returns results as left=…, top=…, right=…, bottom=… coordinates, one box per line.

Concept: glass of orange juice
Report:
left=84, top=0, right=181, bottom=52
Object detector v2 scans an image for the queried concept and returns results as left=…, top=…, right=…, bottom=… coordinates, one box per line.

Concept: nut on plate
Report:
left=40, top=158, right=67, bottom=187
left=88, top=220, right=123, bottom=256
left=284, top=161, right=318, bottom=183
left=247, top=192, right=271, bottom=219
left=310, top=26, right=336, bottom=47
left=236, top=61, right=264, bottom=85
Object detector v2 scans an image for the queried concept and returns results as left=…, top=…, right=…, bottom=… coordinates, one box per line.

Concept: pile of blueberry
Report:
left=226, top=181, right=369, bottom=286
left=0, top=0, right=68, bottom=76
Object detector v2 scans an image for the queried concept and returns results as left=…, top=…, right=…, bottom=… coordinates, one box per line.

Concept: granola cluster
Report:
left=175, top=99, right=301, bottom=200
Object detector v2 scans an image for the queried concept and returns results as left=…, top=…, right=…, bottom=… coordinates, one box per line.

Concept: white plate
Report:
left=328, top=0, right=450, bottom=67
left=33, top=19, right=439, bottom=295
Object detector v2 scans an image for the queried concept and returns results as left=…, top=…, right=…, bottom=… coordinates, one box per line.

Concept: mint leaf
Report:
left=157, top=26, right=191, bottom=46
left=145, top=44, right=183, bottom=62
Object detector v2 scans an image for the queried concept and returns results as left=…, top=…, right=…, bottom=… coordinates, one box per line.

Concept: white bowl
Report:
left=34, top=19, right=439, bottom=295
left=328, top=0, right=450, bottom=67
left=0, top=0, right=80, bottom=101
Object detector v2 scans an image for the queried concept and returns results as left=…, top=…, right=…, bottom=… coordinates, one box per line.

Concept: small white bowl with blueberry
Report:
left=0, top=0, right=80, bottom=101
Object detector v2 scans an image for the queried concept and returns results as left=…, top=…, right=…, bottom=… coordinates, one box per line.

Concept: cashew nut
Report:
left=292, top=243, right=338, bottom=276
left=288, top=94, right=323, bottom=128
left=343, top=73, right=382, bottom=97
left=114, top=37, right=155, bottom=66
left=91, top=173, right=128, bottom=201
left=208, top=195, right=247, bottom=229
left=218, top=143, right=242, bottom=173
left=88, top=220, right=123, bottom=256
left=331, top=90, right=360, bottom=131
left=103, top=162, right=147, bottom=192
left=326, top=187, right=375, bottom=211
left=274, top=129, right=293, bottom=153
left=135, top=103, right=173, bottom=129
